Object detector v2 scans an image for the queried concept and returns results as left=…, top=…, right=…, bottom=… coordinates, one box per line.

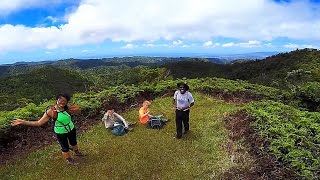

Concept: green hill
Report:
left=164, top=48, right=320, bottom=88
left=0, top=66, right=91, bottom=111
left=163, top=49, right=320, bottom=111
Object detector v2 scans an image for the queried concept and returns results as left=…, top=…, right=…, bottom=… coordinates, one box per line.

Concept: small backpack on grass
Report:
left=147, top=115, right=167, bottom=129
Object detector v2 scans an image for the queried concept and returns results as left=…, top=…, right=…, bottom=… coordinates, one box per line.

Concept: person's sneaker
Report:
left=66, top=158, right=79, bottom=165
left=128, top=122, right=137, bottom=126
left=162, top=119, right=169, bottom=123
left=74, top=150, right=86, bottom=157
left=127, top=127, right=134, bottom=131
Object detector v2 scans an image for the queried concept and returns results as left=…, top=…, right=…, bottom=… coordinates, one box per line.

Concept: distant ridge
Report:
left=164, top=48, right=320, bottom=88
left=213, top=51, right=279, bottom=60
left=1, top=51, right=280, bottom=66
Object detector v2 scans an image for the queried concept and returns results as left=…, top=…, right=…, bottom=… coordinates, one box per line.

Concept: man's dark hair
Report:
left=105, top=105, right=114, bottom=111
left=177, top=82, right=189, bottom=91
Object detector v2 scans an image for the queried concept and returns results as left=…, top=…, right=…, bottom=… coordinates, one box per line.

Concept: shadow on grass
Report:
left=180, top=130, right=202, bottom=141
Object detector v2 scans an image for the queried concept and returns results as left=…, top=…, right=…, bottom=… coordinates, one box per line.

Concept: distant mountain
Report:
left=164, top=48, right=320, bottom=88
left=1, top=48, right=319, bottom=111
left=0, top=51, right=281, bottom=77
left=214, top=51, right=279, bottom=61
left=0, top=56, right=230, bottom=76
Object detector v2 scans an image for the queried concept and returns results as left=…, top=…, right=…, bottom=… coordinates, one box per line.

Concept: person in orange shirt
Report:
left=139, top=100, right=153, bottom=125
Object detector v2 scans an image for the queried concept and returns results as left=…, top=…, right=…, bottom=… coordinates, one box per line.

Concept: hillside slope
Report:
left=0, top=93, right=241, bottom=179
left=164, top=48, right=320, bottom=88
left=0, top=67, right=91, bottom=110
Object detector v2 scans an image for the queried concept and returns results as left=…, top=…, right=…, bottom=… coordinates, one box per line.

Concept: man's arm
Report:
left=115, top=113, right=128, bottom=128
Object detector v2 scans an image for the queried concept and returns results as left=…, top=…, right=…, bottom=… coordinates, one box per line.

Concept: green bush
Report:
left=246, top=101, right=320, bottom=179
left=296, top=82, right=320, bottom=111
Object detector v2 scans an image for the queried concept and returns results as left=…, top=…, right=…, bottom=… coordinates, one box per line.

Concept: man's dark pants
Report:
left=175, top=109, right=190, bottom=138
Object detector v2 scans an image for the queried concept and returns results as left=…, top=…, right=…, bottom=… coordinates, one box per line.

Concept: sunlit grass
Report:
left=0, top=93, right=242, bottom=180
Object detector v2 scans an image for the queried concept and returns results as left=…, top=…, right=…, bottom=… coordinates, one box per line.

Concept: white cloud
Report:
left=203, top=41, right=213, bottom=47
left=264, top=43, right=273, bottom=47
left=221, top=40, right=261, bottom=48
left=81, top=49, right=90, bottom=53
left=284, top=43, right=300, bottom=49
left=142, top=43, right=172, bottom=48
left=283, top=43, right=317, bottom=49
left=0, top=24, right=61, bottom=52
left=1, top=0, right=320, bottom=54
left=203, top=41, right=221, bottom=47
left=144, top=43, right=155, bottom=47
left=222, top=42, right=236, bottom=47
left=46, top=16, right=59, bottom=24
left=172, top=40, right=183, bottom=46
left=122, top=43, right=138, bottom=49
left=238, top=40, right=261, bottom=48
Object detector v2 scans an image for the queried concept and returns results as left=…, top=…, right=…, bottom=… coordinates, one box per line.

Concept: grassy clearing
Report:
left=0, top=93, right=242, bottom=179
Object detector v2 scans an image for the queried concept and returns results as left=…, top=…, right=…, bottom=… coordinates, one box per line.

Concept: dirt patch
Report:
left=0, top=113, right=100, bottom=164
left=222, top=111, right=299, bottom=180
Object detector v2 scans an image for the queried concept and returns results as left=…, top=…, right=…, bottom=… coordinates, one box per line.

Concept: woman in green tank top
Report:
left=11, top=93, right=84, bottom=165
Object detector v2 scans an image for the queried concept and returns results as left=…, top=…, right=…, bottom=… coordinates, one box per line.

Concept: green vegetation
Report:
left=73, top=77, right=286, bottom=113
left=246, top=101, right=320, bottom=179
left=0, top=100, right=55, bottom=143
left=165, top=48, right=320, bottom=90
left=0, top=93, right=241, bottom=179
left=0, top=67, right=90, bottom=111
left=85, top=66, right=170, bottom=90
left=295, top=81, right=320, bottom=111
left=0, top=77, right=281, bottom=138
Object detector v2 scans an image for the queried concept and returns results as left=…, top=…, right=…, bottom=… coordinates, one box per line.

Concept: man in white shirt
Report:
left=173, top=82, right=194, bottom=139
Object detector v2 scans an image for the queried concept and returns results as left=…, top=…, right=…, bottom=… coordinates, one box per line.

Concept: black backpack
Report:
left=148, top=116, right=165, bottom=129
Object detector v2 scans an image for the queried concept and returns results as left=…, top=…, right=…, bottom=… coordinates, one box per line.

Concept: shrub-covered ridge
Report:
left=245, top=100, right=320, bottom=179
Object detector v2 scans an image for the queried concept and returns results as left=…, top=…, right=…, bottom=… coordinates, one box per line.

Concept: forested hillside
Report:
left=165, top=48, right=320, bottom=88
left=2, top=48, right=320, bottom=111
left=0, top=56, right=226, bottom=77
left=0, top=67, right=90, bottom=111
left=164, top=48, right=320, bottom=111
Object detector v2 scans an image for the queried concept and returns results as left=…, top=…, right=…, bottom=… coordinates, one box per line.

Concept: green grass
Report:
left=0, top=93, right=241, bottom=180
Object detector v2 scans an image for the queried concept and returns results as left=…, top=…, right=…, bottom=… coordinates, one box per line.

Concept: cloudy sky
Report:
left=0, top=0, right=320, bottom=64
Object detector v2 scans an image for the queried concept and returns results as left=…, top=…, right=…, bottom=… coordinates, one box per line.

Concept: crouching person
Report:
left=102, top=106, right=135, bottom=135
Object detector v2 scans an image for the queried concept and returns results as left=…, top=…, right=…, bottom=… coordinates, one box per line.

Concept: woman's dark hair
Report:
left=56, top=93, right=71, bottom=111
left=177, top=82, right=189, bottom=91
left=56, top=93, right=71, bottom=102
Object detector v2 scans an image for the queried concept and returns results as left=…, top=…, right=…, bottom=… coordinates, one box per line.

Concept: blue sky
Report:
left=0, top=0, right=320, bottom=64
